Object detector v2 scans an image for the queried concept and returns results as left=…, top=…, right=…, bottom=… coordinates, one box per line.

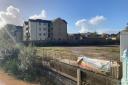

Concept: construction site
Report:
left=34, top=31, right=127, bottom=85
left=36, top=46, right=121, bottom=85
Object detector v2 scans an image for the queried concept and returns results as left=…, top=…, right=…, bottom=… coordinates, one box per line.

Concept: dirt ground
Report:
left=66, top=45, right=120, bottom=61
left=37, top=45, right=120, bottom=61
left=0, top=70, right=39, bottom=85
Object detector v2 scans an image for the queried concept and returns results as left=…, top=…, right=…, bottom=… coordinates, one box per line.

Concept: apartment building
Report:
left=23, top=18, right=67, bottom=41
left=52, top=18, right=67, bottom=40
left=5, top=24, right=23, bottom=42
left=23, top=19, right=52, bottom=41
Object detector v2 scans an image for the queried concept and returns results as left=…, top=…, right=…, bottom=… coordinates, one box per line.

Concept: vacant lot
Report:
left=67, top=45, right=120, bottom=61
left=37, top=45, right=120, bottom=61
left=0, top=70, right=39, bottom=85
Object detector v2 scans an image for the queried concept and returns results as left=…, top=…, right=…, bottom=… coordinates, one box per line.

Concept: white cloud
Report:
left=29, top=10, right=47, bottom=19
left=75, top=16, right=106, bottom=33
left=89, top=16, right=105, bottom=25
left=0, top=5, right=23, bottom=28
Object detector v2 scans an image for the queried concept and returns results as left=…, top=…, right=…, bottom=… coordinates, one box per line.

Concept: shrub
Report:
left=0, top=28, right=55, bottom=84
left=0, top=46, right=42, bottom=82
left=3, top=59, right=19, bottom=75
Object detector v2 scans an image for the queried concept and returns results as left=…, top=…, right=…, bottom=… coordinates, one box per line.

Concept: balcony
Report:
left=26, top=32, right=30, bottom=37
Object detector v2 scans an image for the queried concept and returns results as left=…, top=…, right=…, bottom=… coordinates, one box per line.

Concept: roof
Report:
left=29, top=19, right=51, bottom=23
left=5, top=24, right=22, bottom=28
left=53, top=18, right=67, bottom=24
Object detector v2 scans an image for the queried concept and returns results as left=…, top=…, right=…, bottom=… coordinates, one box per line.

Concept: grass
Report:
left=36, top=45, right=120, bottom=61
left=36, top=47, right=78, bottom=61
left=0, top=46, right=57, bottom=85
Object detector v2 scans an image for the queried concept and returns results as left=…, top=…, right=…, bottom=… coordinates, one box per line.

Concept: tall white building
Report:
left=23, top=19, right=53, bottom=41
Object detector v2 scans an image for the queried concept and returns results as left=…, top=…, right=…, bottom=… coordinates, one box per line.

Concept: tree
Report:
left=90, top=32, right=98, bottom=38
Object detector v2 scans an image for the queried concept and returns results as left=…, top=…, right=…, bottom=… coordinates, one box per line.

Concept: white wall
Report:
left=120, top=31, right=128, bottom=61
left=29, top=21, right=48, bottom=41
left=36, top=22, right=48, bottom=40
left=29, top=21, right=37, bottom=40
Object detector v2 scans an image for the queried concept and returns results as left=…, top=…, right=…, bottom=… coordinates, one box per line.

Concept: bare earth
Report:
left=66, top=45, right=120, bottom=61
left=0, top=45, right=120, bottom=85
left=37, top=45, right=120, bottom=61
left=0, top=70, right=39, bottom=85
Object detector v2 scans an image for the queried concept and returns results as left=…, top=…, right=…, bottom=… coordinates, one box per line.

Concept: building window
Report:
left=14, top=32, right=16, bottom=36
left=51, top=27, right=53, bottom=30
left=43, top=23, right=47, bottom=26
left=39, top=33, right=41, bottom=36
left=39, top=28, right=41, bottom=31
left=44, top=28, right=47, bottom=31
left=43, top=33, right=46, bottom=36
left=26, top=27, right=29, bottom=30
left=39, top=22, right=41, bottom=25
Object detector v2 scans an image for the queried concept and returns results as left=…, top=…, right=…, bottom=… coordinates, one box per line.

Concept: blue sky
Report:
left=0, top=0, right=128, bottom=33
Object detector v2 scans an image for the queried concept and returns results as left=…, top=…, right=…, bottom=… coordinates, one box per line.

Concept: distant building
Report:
left=68, top=32, right=103, bottom=41
left=23, top=19, right=52, bottom=41
left=101, top=33, right=110, bottom=39
left=68, top=34, right=82, bottom=40
left=23, top=18, right=67, bottom=41
left=52, top=18, right=67, bottom=41
left=5, top=24, right=23, bottom=42
left=82, top=32, right=92, bottom=37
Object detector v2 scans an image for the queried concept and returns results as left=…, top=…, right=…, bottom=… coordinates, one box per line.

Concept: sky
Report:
left=0, top=0, right=128, bottom=34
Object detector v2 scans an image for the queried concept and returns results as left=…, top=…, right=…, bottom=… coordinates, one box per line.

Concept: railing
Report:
left=40, top=48, right=122, bottom=85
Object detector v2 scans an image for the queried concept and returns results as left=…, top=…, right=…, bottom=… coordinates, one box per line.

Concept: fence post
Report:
left=121, top=49, right=128, bottom=85
left=77, top=68, right=81, bottom=85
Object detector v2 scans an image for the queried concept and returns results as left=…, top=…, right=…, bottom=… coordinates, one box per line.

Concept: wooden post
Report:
left=121, top=49, right=128, bottom=85
left=77, top=68, right=81, bottom=85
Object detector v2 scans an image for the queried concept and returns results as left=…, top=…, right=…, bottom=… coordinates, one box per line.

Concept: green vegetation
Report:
left=0, top=46, right=41, bottom=81
left=37, top=47, right=77, bottom=61
left=0, top=28, right=55, bottom=85
left=0, top=45, right=56, bottom=85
